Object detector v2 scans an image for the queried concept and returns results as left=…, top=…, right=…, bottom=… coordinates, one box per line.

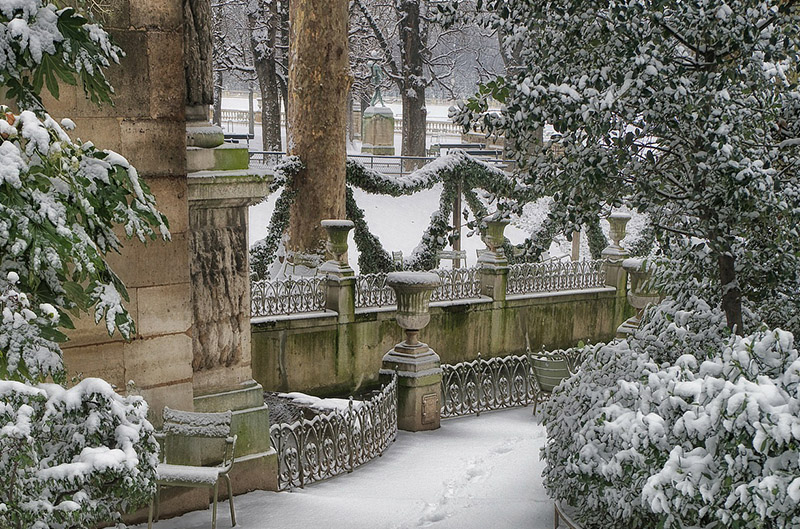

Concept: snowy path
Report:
left=142, top=407, right=553, bottom=529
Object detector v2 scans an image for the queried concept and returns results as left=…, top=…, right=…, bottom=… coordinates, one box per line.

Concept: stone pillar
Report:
left=380, top=272, right=442, bottom=432
left=320, top=220, right=356, bottom=323
left=617, top=258, right=661, bottom=337
left=187, top=145, right=278, bottom=494
left=478, top=218, right=511, bottom=302
left=361, top=106, right=395, bottom=155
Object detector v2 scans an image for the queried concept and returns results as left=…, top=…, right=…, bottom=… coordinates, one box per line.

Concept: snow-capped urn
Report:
left=321, top=219, right=354, bottom=264
left=617, top=258, right=661, bottom=336
left=603, top=212, right=631, bottom=257
left=478, top=217, right=511, bottom=268
left=387, top=272, right=440, bottom=347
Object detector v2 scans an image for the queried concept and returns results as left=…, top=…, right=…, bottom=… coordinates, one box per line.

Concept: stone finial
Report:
left=478, top=217, right=511, bottom=268
left=602, top=212, right=631, bottom=260
left=319, top=220, right=355, bottom=277
left=386, top=271, right=440, bottom=350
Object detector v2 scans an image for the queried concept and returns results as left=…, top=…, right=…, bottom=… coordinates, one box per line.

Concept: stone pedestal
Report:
left=320, top=220, right=356, bottom=322
left=361, top=106, right=395, bottom=155
left=379, top=272, right=442, bottom=432
left=478, top=218, right=510, bottom=301
left=601, top=212, right=631, bottom=289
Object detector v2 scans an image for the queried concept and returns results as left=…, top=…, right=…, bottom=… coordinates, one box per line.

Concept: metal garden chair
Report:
left=148, top=407, right=237, bottom=529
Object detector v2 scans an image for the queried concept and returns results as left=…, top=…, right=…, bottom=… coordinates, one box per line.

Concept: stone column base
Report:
left=380, top=345, right=442, bottom=432
left=194, top=380, right=278, bottom=493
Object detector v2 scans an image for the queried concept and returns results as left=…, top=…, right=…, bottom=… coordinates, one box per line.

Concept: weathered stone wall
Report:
left=252, top=288, right=625, bottom=396
left=44, top=0, right=193, bottom=420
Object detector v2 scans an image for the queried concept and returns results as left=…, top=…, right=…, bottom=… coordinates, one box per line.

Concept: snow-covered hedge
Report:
left=0, top=378, right=158, bottom=528
left=542, top=311, right=800, bottom=528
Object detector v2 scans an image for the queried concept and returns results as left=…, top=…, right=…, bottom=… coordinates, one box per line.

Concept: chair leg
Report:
left=154, top=484, right=161, bottom=522
left=225, top=474, right=236, bottom=526
left=147, top=494, right=155, bottom=529
left=212, top=482, right=219, bottom=529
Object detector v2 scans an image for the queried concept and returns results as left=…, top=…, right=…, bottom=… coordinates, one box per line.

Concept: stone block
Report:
left=361, top=106, right=395, bottom=155
left=107, top=232, right=191, bottom=288
left=62, top=341, right=126, bottom=390
left=67, top=117, right=124, bottom=154
left=130, top=0, right=183, bottom=29
left=76, top=30, right=151, bottom=119
left=147, top=31, right=185, bottom=119
left=145, top=176, right=190, bottom=234
left=61, top=288, right=136, bottom=348
left=136, top=283, right=193, bottom=338
left=123, top=333, right=194, bottom=389
left=140, top=380, right=195, bottom=428
left=121, top=119, right=186, bottom=177
left=100, top=2, right=131, bottom=29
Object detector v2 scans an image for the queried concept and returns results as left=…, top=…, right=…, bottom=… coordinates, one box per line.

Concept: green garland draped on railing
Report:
left=249, top=151, right=619, bottom=276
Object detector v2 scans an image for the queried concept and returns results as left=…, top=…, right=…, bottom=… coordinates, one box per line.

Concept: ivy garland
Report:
left=250, top=150, right=612, bottom=276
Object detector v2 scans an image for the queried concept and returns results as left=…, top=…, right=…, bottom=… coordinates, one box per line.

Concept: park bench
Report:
left=436, top=249, right=467, bottom=268
left=148, top=407, right=238, bottom=529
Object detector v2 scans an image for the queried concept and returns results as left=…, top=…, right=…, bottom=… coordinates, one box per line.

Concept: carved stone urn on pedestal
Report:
left=380, top=272, right=442, bottom=431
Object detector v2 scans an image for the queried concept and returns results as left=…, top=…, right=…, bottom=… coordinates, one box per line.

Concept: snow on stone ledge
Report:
left=321, top=219, right=354, bottom=229
left=387, top=271, right=441, bottom=287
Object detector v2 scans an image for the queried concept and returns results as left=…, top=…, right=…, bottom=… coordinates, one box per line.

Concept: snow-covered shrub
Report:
left=0, top=1, right=166, bottom=526
left=542, top=322, right=800, bottom=529
left=0, top=378, right=158, bottom=529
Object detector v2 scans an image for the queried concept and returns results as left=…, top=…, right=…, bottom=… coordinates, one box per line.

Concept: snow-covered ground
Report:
left=139, top=407, right=551, bottom=529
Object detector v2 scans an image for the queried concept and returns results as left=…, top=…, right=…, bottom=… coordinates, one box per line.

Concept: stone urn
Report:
left=319, top=219, right=354, bottom=276
left=381, top=271, right=442, bottom=432
left=617, top=258, right=661, bottom=336
left=386, top=271, right=440, bottom=351
left=478, top=217, right=511, bottom=267
left=602, top=212, right=631, bottom=260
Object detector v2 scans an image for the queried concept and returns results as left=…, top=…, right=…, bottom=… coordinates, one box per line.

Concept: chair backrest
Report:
left=163, top=407, right=232, bottom=438
left=529, top=354, right=571, bottom=393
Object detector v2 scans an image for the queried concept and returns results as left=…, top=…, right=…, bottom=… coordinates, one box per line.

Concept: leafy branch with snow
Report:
left=0, top=1, right=166, bottom=527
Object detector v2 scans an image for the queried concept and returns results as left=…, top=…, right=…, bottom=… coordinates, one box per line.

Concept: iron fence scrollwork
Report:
left=269, top=375, right=398, bottom=491
left=507, top=260, right=606, bottom=295
left=251, top=276, right=326, bottom=317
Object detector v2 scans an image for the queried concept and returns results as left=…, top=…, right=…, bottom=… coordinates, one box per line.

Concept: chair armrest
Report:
left=220, top=435, right=238, bottom=474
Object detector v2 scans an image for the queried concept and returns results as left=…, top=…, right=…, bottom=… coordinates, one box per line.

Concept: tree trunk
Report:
left=248, top=0, right=282, bottom=152
left=212, top=71, right=222, bottom=126
left=719, top=251, right=743, bottom=333
left=398, top=0, right=427, bottom=158
left=287, top=0, right=351, bottom=256
left=184, top=0, right=214, bottom=107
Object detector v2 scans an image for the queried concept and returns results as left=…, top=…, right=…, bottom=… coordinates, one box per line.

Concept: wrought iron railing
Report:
left=440, top=354, right=538, bottom=418
left=269, top=375, right=398, bottom=491
left=355, top=273, right=396, bottom=308
left=251, top=277, right=326, bottom=317
left=430, top=267, right=481, bottom=302
left=506, top=259, right=607, bottom=296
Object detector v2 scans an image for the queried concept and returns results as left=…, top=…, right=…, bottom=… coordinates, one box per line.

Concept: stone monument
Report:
left=361, top=61, right=395, bottom=155
left=380, top=272, right=442, bottom=431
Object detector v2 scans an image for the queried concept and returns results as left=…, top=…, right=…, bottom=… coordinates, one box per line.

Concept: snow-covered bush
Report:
left=0, top=378, right=158, bottom=529
left=542, top=322, right=800, bottom=528
left=1, top=1, right=166, bottom=526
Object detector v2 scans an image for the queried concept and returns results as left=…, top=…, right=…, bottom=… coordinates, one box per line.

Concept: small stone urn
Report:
left=602, top=212, right=631, bottom=260
left=319, top=219, right=354, bottom=276
left=478, top=217, right=511, bottom=268
left=380, top=271, right=442, bottom=431
left=617, top=258, right=661, bottom=337
left=601, top=211, right=631, bottom=289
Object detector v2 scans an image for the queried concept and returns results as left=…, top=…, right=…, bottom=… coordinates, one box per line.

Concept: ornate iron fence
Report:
left=355, top=273, right=396, bottom=308
left=430, top=267, right=481, bottom=302
left=507, top=259, right=606, bottom=296
left=441, top=354, right=538, bottom=418
left=269, top=375, right=398, bottom=491
left=251, top=277, right=326, bottom=317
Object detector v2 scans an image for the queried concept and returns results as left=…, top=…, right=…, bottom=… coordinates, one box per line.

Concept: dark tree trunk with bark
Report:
left=287, top=0, right=351, bottom=255
left=248, top=0, right=282, bottom=151
left=719, top=251, right=744, bottom=333
left=398, top=0, right=427, bottom=158
left=184, top=0, right=214, bottom=107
